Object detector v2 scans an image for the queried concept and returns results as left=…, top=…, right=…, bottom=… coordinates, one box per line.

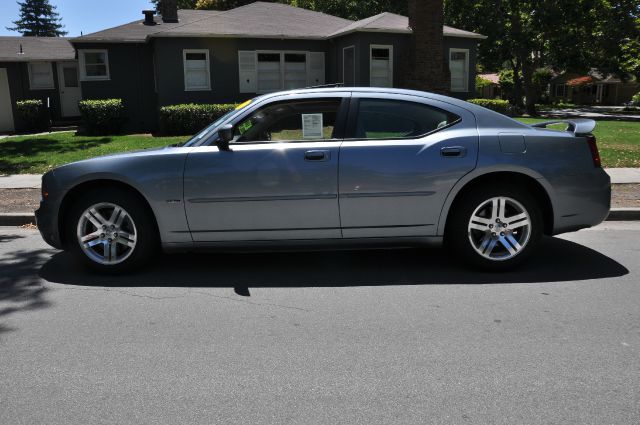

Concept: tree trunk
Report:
left=512, top=59, right=523, bottom=108
left=522, top=62, right=538, bottom=116
left=402, top=0, right=448, bottom=94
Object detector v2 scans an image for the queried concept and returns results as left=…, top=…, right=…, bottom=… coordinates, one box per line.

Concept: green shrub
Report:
left=78, top=99, right=125, bottom=135
left=159, top=103, right=238, bottom=135
left=632, top=92, right=640, bottom=106
left=467, top=98, right=512, bottom=115
left=16, top=99, right=48, bottom=132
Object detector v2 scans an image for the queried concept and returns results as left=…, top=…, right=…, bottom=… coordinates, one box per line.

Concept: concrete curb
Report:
left=2, top=208, right=640, bottom=227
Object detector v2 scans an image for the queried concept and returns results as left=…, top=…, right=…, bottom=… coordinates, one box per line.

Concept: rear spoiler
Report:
left=529, top=119, right=596, bottom=135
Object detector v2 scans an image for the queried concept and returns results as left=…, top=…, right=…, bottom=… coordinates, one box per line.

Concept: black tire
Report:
left=65, top=186, right=158, bottom=274
left=445, top=184, right=543, bottom=271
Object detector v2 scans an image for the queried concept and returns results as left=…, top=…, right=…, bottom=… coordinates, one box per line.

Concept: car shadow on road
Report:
left=39, top=236, right=628, bottom=291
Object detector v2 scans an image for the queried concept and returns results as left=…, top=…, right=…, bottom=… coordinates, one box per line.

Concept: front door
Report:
left=57, top=61, right=81, bottom=117
left=338, top=94, right=478, bottom=238
left=184, top=95, right=348, bottom=242
left=0, top=68, right=14, bottom=132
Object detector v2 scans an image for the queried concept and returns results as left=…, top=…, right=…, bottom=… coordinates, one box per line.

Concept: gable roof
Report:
left=0, top=36, right=75, bottom=61
left=72, top=2, right=485, bottom=43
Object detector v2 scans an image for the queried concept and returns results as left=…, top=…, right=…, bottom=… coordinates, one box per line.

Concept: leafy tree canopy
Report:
left=7, top=0, right=67, bottom=37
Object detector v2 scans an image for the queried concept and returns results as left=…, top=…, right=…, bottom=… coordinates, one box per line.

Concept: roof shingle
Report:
left=0, top=36, right=75, bottom=61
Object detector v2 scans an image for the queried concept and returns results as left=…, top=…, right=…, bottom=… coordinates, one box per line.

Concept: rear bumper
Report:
left=550, top=168, right=611, bottom=235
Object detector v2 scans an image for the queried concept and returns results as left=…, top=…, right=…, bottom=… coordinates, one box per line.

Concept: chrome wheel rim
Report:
left=76, top=202, right=137, bottom=265
left=467, top=196, right=531, bottom=261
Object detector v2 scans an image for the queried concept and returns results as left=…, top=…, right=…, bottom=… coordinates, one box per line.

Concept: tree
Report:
left=7, top=0, right=66, bottom=37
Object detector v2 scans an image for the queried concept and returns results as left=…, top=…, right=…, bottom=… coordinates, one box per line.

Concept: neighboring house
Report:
left=0, top=36, right=77, bottom=132
left=550, top=69, right=638, bottom=105
left=477, top=72, right=501, bottom=99
left=1, top=1, right=486, bottom=133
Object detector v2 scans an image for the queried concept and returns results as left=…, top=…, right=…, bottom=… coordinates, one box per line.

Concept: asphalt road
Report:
left=1, top=223, right=639, bottom=424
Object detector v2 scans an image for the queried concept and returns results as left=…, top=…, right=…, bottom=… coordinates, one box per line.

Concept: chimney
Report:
left=401, top=0, right=448, bottom=94
left=142, top=10, right=156, bottom=26
left=161, top=0, right=179, bottom=23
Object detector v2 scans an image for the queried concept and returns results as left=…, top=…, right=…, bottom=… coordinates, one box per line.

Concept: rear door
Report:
left=184, top=93, right=349, bottom=242
left=338, top=94, right=478, bottom=238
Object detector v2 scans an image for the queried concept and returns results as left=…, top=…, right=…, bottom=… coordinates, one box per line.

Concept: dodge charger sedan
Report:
left=36, top=88, right=610, bottom=273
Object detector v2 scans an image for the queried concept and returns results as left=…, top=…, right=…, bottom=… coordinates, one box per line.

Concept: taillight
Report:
left=586, top=135, right=601, bottom=167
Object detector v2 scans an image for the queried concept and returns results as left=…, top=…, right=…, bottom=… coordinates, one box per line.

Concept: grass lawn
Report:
left=516, top=118, right=640, bottom=168
left=1, top=119, right=638, bottom=174
left=0, top=132, right=189, bottom=174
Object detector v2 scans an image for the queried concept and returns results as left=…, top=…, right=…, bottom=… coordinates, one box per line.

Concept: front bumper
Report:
left=35, top=172, right=64, bottom=250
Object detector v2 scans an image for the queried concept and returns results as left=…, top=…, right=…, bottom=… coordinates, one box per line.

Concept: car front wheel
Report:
left=66, top=187, right=157, bottom=273
left=446, top=185, right=543, bottom=270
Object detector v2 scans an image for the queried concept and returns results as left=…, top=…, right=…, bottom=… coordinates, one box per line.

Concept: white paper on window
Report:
left=302, top=113, right=323, bottom=139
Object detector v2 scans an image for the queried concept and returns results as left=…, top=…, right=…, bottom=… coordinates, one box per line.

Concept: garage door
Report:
left=0, top=68, right=15, bottom=132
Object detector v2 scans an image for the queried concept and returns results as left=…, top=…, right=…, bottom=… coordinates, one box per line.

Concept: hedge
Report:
left=632, top=92, right=640, bottom=107
left=467, top=98, right=512, bottom=115
left=16, top=99, right=48, bottom=132
left=159, top=103, right=238, bottom=135
left=78, top=99, right=125, bottom=135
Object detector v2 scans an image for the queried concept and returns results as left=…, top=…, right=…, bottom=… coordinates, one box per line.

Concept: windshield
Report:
left=180, top=98, right=257, bottom=147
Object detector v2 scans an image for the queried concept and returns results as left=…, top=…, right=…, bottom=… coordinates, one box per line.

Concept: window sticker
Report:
left=238, top=120, right=253, bottom=134
left=302, top=113, right=323, bottom=139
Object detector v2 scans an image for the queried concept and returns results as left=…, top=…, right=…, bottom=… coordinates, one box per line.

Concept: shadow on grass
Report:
left=0, top=137, right=112, bottom=174
left=40, top=236, right=628, bottom=292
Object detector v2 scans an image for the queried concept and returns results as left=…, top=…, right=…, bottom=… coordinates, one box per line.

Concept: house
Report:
left=1, top=1, right=486, bottom=133
left=550, top=69, right=638, bottom=106
left=476, top=72, right=501, bottom=99
left=0, top=36, right=77, bottom=132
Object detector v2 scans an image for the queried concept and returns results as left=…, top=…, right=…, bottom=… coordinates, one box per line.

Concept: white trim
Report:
left=342, top=45, right=355, bottom=86
left=369, top=44, right=393, bottom=88
left=449, top=48, right=469, bottom=92
left=27, top=61, right=54, bottom=89
left=183, top=49, right=211, bottom=91
left=78, top=49, right=110, bottom=81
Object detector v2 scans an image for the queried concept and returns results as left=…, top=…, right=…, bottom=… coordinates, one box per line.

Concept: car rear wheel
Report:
left=446, top=185, right=543, bottom=270
left=66, top=187, right=157, bottom=273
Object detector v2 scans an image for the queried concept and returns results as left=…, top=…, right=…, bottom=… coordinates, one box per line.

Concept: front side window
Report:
left=449, top=49, right=469, bottom=92
left=183, top=49, right=211, bottom=91
left=234, top=98, right=341, bottom=143
left=79, top=50, right=109, bottom=80
left=28, top=62, right=54, bottom=89
left=353, top=99, right=459, bottom=140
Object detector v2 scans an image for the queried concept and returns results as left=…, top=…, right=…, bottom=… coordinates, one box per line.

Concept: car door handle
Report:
left=441, top=146, right=467, bottom=157
left=304, top=150, right=330, bottom=161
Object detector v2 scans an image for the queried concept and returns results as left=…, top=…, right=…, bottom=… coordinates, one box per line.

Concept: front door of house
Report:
left=57, top=61, right=81, bottom=117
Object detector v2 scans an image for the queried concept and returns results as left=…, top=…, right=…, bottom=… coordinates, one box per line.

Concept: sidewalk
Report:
left=2, top=169, right=640, bottom=189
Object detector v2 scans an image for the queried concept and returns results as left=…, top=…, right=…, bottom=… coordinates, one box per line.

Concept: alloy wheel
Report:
left=76, top=202, right=137, bottom=265
left=467, top=196, right=532, bottom=261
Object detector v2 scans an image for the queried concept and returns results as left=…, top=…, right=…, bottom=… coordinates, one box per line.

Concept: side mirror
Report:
left=216, top=124, right=233, bottom=151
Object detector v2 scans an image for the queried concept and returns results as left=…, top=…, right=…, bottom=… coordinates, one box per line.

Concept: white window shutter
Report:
left=307, top=52, right=325, bottom=86
left=238, top=51, right=257, bottom=93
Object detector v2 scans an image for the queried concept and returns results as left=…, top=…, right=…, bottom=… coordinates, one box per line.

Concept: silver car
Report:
left=35, top=88, right=610, bottom=273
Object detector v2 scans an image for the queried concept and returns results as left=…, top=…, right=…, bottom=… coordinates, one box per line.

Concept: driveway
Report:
left=1, top=223, right=639, bottom=424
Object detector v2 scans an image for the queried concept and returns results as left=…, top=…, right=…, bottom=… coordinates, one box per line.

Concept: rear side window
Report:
left=353, top=98, right=460, bottom=139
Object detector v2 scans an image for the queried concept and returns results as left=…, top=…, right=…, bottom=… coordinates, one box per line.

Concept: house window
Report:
left=250, top=51, right=324, bottom=94
left=370, top=45, right=393, bottom=87
left=449, top=49, right=469, bottom=92
left=555, top=84, right=568, bottom=97
left=257, top=52, right=282, bottom=93
left=28, top=62, right=54, bottom=89
left=183, top=49, right=211, bottom=91
left=79, top=50, right=110, bottom=81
